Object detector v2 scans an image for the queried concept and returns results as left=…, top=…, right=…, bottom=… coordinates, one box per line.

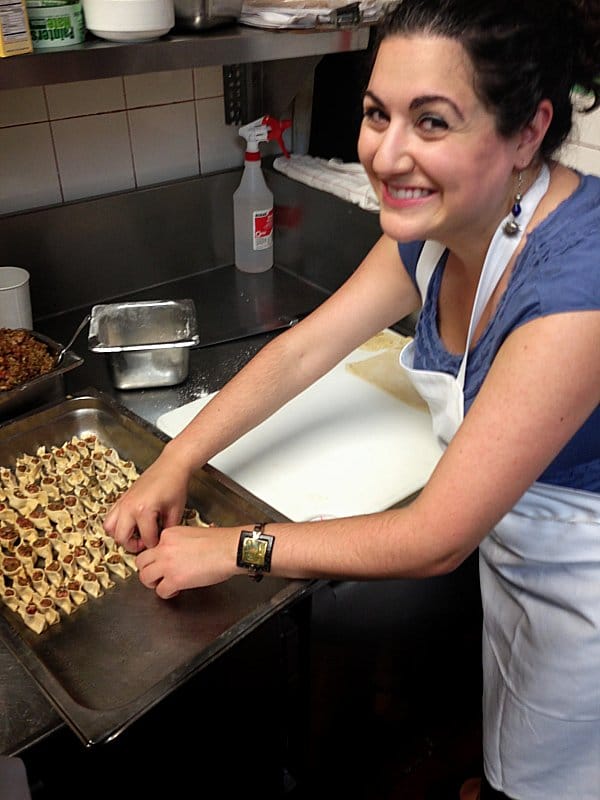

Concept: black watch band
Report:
left=236, top=523, right=275, bottom=582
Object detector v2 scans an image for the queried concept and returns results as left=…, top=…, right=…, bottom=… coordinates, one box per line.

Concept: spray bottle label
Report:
left=253, top=208, right=273, bottom=251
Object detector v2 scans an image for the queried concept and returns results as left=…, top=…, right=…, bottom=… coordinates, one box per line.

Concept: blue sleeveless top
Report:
left=399, top=173, right=600, bottom=492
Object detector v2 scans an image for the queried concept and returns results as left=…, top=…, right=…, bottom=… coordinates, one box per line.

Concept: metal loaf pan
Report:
left=0, top=331, right=83, bottom=424
left=0, top=390, right=311, bottom=746
left=88, top=299, right=200, bottom=390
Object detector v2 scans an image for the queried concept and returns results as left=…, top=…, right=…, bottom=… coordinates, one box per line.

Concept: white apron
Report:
left=400, top=165, right=600, bottom=799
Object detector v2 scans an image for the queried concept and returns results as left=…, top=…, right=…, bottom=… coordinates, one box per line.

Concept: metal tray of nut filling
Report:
left=0, top=389, right=313, bottom=746
left=0, top=331, right=83, bottom=423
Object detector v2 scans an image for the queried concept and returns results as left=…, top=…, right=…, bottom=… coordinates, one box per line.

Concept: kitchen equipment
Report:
left=81, top=0, right=174, bottom=41
left=88, top=299, right=199, bottom=390
left=0, top=389, right=311, bottom=746
left=173, top=0, right=242, bottom=30
left=55, top=312, right=90, bottom=366
left=157, top=330, right=443, bottom=521
left=0, top=267, right=32, bottom=329
left=0, top=331, right=83, bottom=423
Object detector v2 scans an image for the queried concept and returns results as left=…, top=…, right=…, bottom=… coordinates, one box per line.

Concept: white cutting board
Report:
left=157, top=331, right=443, bottom=522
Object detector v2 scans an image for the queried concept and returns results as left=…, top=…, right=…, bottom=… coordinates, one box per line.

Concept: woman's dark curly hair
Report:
left=374, top=0, right=600, bottom=159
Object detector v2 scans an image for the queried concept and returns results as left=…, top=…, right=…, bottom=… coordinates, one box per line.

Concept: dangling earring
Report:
left=503, top=172, right=523, bottom=236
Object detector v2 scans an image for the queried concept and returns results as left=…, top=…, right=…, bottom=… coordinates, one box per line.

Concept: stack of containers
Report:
left=26, top=0, right=85, bottom=49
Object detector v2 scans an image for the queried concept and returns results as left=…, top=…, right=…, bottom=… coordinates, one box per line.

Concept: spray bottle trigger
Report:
left=263, top=115, right=292, bottom=158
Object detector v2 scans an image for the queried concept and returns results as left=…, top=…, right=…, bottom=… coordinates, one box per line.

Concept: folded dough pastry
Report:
left=30, top=569, right=50, bottom=598
left=38, top=596, right=60, bottom=625
left=31, top=535, right=53, bottom=561
left=105, top=553, right=131, bottom=579
left=0, top=502, right=17, bottom=525
left=45, top=501, right=72, bottom=529
left=1, top=586, right=20, bottom=612
left=65, top=579, right=87, bottom=606
left=49, top=585, right=74, bottom=615
left=0, top=525, right=19, bottom=551
left=19, top=601, right=47, bottom=634
left=45, top=560, right=64, bottom=587
left=79, top=570, right=104, bottom=598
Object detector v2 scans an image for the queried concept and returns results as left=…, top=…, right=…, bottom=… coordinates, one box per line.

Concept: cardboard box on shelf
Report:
left=0, top=0, right=33, bottom=56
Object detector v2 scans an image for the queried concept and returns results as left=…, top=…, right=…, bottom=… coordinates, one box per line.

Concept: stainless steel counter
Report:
left=0, top=168, right=386, bottom=759
left=0, top=263, right=335, bottom=757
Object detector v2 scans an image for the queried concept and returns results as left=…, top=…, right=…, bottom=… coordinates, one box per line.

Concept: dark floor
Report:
left=294, top=558, right=485, bottom=800
left=297, top=650, right=482, bottom=800
left=22, top=558, right=483, bottom=800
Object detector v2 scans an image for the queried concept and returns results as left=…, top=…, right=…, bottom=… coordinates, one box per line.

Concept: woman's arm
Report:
left=104, top=234, right=421, bottom=549
left=135, top=309, right=600, bottom=597
left=166, top=234, right=421, bottom=473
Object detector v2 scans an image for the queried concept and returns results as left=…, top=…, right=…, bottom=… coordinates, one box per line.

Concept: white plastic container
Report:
left=81, top=0, right=174, bottom=41
left=233, top=150, right=274, bottom=274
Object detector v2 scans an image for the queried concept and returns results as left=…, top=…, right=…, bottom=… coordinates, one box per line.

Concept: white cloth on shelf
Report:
left=273, top=154, right=380, bottom=212
left=240, top=0, right=386, bottom=28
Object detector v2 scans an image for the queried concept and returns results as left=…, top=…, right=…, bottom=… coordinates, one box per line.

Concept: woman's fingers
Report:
left=137, top=549, right=180, bottom=599
left=104, top=502, right=160, bottom=551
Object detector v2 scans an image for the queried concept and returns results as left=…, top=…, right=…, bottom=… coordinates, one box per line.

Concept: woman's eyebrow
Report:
left=410, top=94, right=465, bottom=120
left=363, top=89, right=465, bottom=122
left=363, top=89, right=383, bottom=105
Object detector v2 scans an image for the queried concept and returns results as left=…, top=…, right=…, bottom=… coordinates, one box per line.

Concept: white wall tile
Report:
left=45, top=78, right=125, bottom=120
left=196, top=96, right=243, bottom=174
left=193, top=66, right=223, bottom=99
left=0, top=87, right=47, bottom=128
left=570, top=108, right=600, bottom=148
left=559, top=143, right=600, bottom=177
left=51, top=112, right=135, bottom=201
left=0, top=123, right=61, bottom=214
left=124, top=69, right=193, bottom=108
left=129, top=101, right=199, bottom=186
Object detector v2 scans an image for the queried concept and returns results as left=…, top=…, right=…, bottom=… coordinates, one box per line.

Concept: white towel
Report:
left=240, top=0, right=386, bottom=28
left=273, top=154, right=380, bottom=212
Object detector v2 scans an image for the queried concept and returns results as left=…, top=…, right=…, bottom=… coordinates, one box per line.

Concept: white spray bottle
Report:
left=233, top=115, right=291, bottom=273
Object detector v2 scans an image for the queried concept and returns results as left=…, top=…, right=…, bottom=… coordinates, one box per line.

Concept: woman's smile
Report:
left=382, top=183, right=436, bottom=205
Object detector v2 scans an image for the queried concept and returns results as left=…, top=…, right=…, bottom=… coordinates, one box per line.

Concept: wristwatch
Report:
left=236, top=523, right=275, bottom=582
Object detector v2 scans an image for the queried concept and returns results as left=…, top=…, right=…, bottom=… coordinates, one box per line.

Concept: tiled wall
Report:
left=562, top=104, right=600, bottom=175
left=0, top=66, right=245, bottom=215
left=1, top=69, right=599, bottom=217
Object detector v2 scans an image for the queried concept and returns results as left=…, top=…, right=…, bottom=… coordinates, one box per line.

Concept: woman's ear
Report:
left=516, top=99, right=553, bottom=169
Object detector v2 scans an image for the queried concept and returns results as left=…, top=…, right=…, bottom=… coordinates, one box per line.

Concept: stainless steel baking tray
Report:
left=0, top=331, right=83, bottom=424
left=0, top=389, right=311, bottom=746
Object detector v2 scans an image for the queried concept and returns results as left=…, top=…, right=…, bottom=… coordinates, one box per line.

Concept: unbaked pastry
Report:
left=0, top=436, right=211, bottom=635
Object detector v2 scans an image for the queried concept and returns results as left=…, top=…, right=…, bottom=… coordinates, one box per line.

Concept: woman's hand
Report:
left=103, top=450, right=191, bottom=553
left=136, top=525, right=240, bottom=598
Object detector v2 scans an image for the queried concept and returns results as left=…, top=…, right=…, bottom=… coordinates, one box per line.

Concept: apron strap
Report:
left=414, top=164, right=551, bottom=390
left=415, top=240, right=445, bottom=301
left=457, top=164, right=551, bottom=385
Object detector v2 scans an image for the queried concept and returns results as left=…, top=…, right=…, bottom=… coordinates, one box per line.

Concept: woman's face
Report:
left=358, top=35, right=520, bottom=252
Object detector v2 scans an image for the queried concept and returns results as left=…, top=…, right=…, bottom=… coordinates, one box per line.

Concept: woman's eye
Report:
left=363, top=106, right=388, bottom=125
left=417, top=114, right=449, bottom=134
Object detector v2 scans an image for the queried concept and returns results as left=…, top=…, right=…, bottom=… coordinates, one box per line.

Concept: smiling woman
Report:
left=102, top=2, right=600, bottom=799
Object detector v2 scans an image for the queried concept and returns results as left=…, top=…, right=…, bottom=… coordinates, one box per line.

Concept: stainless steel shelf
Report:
left=0, top=24, right=370, bottom=90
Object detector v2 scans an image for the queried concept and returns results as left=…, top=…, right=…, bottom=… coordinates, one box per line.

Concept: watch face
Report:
left=241, top=536, right=268, bottom=567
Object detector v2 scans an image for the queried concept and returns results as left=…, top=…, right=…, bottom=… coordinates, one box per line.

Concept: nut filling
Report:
left=0, top=328, right=55, bottom=391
